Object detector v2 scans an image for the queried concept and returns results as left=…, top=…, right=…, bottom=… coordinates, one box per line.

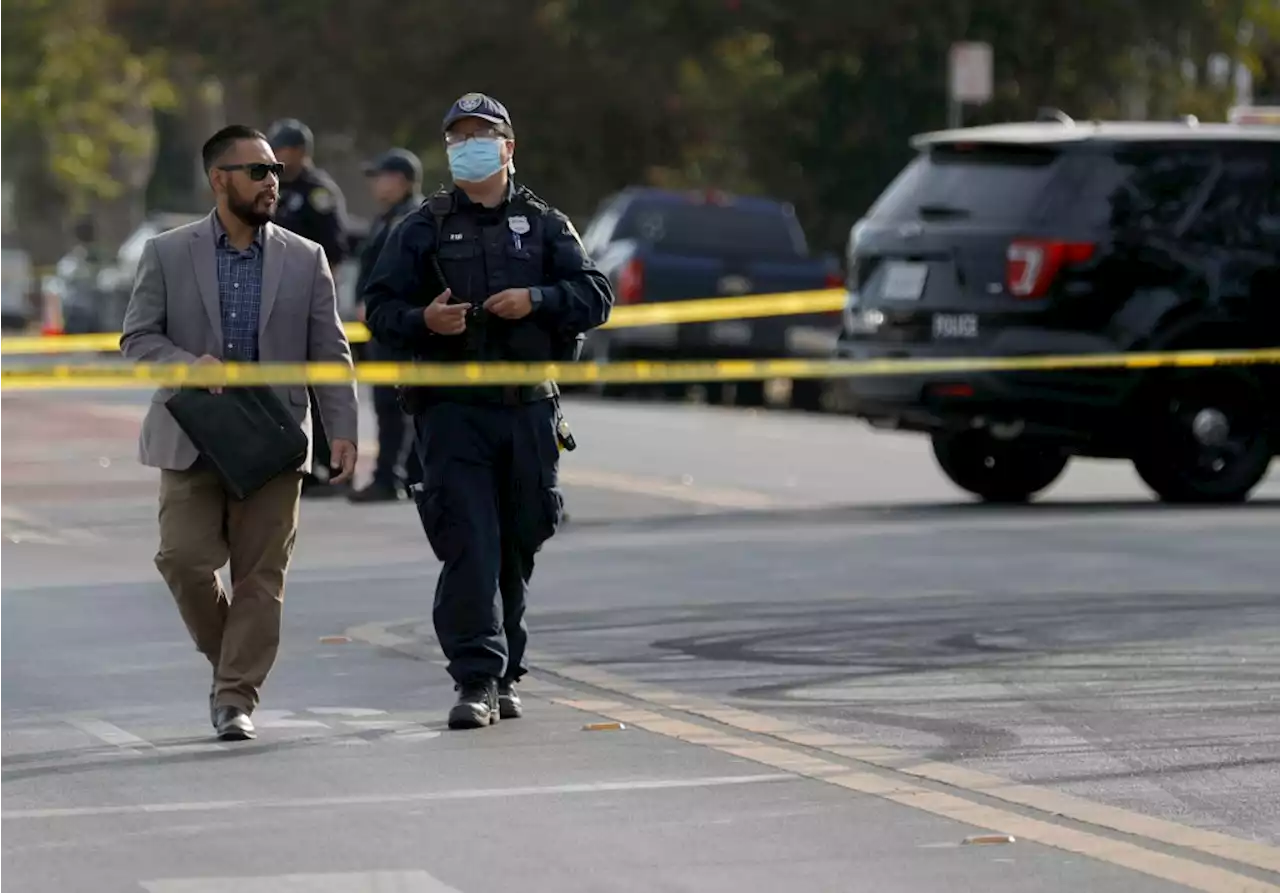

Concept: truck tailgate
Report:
left=639, top=251, right=830, bottom=303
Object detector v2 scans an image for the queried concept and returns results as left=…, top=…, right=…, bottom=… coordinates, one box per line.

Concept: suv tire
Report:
left=790, top=378, right=828, bottom=413
left=931, top=430, right=1070, bottom=503
left=1131, top=370, right=1273, bottom=504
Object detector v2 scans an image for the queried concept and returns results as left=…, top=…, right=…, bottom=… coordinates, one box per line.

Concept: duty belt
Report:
left=491, top=382, right=558, bottom=405
left=403, top=380, right=558, bottom=410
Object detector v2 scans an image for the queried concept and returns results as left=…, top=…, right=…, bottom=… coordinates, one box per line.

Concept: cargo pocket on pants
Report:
left=526, top=484, right=564, bottom=554
left=528, top=402, right=566, bottom=553
left=412, top=466, right=463, bottom=564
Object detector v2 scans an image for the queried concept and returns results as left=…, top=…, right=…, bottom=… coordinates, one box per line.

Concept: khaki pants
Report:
left=155, top=464, right=303, bottom=713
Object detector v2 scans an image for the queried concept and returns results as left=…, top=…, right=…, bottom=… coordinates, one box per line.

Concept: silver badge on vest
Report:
left=508, top=215, right=530, bottom=250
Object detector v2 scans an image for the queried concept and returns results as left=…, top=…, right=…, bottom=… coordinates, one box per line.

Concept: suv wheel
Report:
left=1131, top=371, right=1273, bottom=504
left=790, top=378, right=828, bottom=413
left=931, top=430, right=1070, bottom=503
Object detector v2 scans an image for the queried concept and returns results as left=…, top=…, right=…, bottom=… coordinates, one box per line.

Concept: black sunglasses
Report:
left=218, top=162, right=284, bottom=181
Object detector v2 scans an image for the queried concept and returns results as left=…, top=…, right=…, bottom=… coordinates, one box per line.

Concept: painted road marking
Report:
left=250, top=710, right=329, bottom=730
left=340, top=720, right=414, bottom=730
left=3, top=773, right=794, bottom=821
left=150, top=742, right=228, bottom=754
left=8, top=731, right=225, bottom=761
left=64, top=718, right=155, bottom=753
left=339, top=619, right=1280, bottom=892
left=389, top=730, right=443, bottom=742
left=5, top=707, right=447, bottom=767
left=551, top=697, right=1279, bottom=893
left=535, top=656, right=1280, bottom=877
left=142, top=869, right=464, bottom=892
left=344, top=620, right=420, bottom=650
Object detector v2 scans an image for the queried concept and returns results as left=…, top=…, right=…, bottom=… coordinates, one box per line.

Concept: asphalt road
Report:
left=3, top=388, right=1278, bottom=893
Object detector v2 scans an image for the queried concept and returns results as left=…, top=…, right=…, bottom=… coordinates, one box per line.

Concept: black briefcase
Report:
left=165, top=386, right=309, bottom=501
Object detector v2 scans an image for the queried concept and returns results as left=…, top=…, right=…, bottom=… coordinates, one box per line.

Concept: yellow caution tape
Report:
left=0, top=289, right=848, bottom=356
left=597, top=289, right=846, bottom=328
left=0, top=331, right=127, bottom=355
left=2, top=348, right=1276, bottom=391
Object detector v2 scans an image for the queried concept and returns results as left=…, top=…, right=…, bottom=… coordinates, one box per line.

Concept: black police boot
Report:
left=498, top=679, right=523, bottom=720
left=448, top=678, right=499, bottom=730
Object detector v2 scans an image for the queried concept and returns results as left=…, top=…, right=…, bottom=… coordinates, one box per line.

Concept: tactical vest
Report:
left=422, top=186, right=581, bottom=366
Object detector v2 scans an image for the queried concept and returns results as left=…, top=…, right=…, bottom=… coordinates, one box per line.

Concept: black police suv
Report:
left=834, top=116, right=1279, bottom=504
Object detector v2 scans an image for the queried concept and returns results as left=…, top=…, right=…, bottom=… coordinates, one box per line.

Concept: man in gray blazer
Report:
left=120, top=124, right=359, bottom=741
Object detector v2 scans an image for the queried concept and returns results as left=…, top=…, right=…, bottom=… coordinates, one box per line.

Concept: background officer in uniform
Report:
left=362, top=92, right=614, bottom=730
left=349, top=148, right=425, bottom=503
left=266, top=117, right=352, bottom=498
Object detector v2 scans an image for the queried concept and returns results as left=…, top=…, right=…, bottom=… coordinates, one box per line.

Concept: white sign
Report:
left=932, top=312, right=979, bottom=340
left=949, top=42, right=993, bottom=104
left=880, top=261, right=929, bottom=301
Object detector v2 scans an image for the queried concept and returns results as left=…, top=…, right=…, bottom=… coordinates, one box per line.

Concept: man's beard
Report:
left=229, top=191, right=274, bottom=227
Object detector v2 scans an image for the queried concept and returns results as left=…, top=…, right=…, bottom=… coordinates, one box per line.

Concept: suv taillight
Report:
left=823, top=270, right=845, bottom=319
left=1006, top=239, right=1096, bottom=299
left=617, top=258, right=644, bottom=304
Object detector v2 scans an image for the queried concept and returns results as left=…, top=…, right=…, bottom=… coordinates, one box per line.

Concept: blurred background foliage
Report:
left=3, top=0, right=1278, bottom=261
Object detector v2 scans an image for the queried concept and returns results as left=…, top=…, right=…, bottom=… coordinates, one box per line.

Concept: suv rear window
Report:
left=613, top=201, right=807, bottom=258
left=866, top=143, right=1064, bottom=225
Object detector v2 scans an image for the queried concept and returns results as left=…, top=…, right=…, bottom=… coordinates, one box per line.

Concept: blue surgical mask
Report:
left=447, top=138, right=506, bottom=183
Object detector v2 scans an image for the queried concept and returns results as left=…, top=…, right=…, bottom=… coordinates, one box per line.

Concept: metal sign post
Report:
left=948, top=41, right=993, bottom=128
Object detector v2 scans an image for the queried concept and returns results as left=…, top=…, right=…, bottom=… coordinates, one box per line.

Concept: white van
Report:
left=2, top=242, right=34, bottom=331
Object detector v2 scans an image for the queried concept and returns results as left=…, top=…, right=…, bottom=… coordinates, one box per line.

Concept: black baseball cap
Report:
left=362, top=148, right=422, bottom=183
left=441, top=93, right=513, bottom=134
left=267, top=118, right=313, bottom=152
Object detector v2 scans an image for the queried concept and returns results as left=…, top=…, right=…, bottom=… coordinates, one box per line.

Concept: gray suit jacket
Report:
left=120, top=210, right=359, bottom=472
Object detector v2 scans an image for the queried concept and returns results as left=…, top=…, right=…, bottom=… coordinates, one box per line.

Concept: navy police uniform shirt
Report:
left=274, top=163, right=350, bottom=266
left=356, top=191, right=424, bottom=300
left=361, top=182, right=613, bottom=358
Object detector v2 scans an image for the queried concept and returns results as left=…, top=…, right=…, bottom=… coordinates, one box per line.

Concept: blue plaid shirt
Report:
left=212, top=215, right=265, bottom=362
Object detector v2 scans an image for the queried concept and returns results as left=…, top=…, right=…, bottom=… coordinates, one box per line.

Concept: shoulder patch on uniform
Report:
left=517, top=186, right=551, bottom=214
left=561, top=216, right=585, bottom=246
left=309, top=187, right=334, bottom=213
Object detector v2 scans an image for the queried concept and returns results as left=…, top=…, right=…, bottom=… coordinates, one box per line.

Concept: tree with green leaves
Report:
left=3, top=0, right=175, bottom=218
left=94, top=0, right=1280, bottom=258
left=4, top=0, right=179, bottom=270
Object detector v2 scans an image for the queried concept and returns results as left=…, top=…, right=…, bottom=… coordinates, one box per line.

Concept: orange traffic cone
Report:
left=40, top=279, right=64, bottom=336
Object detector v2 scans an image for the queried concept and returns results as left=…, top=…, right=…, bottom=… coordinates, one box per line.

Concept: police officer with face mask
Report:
left=362, top=92, right=614, bottom=729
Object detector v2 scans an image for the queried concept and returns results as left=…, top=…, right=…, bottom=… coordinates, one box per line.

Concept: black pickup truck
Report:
left=577, top=187, right=844, bottom=407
